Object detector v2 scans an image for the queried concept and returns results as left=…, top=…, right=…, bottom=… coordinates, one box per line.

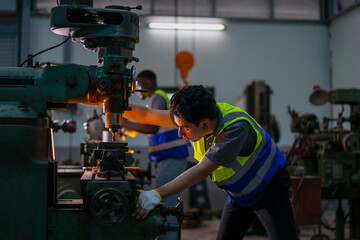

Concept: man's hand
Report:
left=132, top=190, right=162, bottom=219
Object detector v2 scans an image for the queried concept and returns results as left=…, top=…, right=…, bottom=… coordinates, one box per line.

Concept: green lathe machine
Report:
left=287, top=87, right=360, bottom=240
left=0, top=1, right=182, bottom=239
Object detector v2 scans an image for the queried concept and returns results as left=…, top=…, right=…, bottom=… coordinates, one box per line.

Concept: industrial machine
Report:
left=236, top=80, right=280, bottom=142
left=287, top=86, right=360, bottom=240
left=0, top=1, right=182, bottom=239
left=81, top=110, right=153, bottom=188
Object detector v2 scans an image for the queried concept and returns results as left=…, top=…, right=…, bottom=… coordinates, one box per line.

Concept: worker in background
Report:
left=124, top=85, right=298, bottom=240
left=122, top=70, right=189, bottom=240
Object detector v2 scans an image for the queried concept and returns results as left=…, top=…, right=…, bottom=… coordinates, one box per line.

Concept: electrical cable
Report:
left=292, top=171, right=305, bottom=218
left=286, top=137, right=299, bottom=167
left=19, top=36, right=71, bottom=67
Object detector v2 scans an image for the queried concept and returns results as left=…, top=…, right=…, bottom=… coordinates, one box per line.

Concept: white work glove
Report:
left=132, top=190, right=162, bottom=219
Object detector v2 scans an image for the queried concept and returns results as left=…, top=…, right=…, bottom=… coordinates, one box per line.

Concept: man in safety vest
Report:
left=123, top=70, right=189, bottom=240
left=124, top=85, right=298, bottom=240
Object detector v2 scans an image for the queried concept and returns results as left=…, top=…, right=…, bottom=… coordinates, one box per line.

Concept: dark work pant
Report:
left=216, top=167, right=299, bottom=240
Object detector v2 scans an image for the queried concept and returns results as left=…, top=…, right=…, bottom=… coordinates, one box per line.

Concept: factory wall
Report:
left=329, top=7, right=360, bottom=121
left=29, top=15, right=331, bottom=162
left=330, top=7, right=360, bottom=89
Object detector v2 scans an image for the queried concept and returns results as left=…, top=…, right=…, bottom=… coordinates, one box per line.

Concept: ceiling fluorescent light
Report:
left=148, top=22, right=225, bottom=31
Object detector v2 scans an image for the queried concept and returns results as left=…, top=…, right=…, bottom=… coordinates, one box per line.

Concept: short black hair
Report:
left=137, top=70, right=157, bottom=88
left=170, top=85, right=217, bottom=126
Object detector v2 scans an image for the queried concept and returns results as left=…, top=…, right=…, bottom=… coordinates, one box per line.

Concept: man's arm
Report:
left=123, top=118, right=159, bottom=134
left=133, top=155, right=219, bottom=219
left=123, top=103, right=176, bottom=128
left=155, top=156, right=219, bottom=199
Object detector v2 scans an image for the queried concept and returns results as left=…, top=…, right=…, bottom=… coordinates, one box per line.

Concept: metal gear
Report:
left=89, top=188, right=128, bottom=226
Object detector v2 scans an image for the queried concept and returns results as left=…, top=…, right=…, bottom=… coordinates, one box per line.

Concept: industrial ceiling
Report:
left=34, top=0, right=360, bottom=22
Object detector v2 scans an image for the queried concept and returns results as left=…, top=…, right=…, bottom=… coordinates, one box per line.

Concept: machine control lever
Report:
left=159, top=197, right=184, bottom=225
left=105, top=5, right=142, bottom=11
left=158, top=198, right=184, bottom=238
left=135, top=89, right=147, bottom=92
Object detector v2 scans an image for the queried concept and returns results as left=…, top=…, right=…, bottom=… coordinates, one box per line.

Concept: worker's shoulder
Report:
left=148, top=93, right=167, bottom=110
left=149, top=93, right=167, bottom=103
left=223, top=118, right=252, bottom=130
left=219, top=120, right=254, bottom=137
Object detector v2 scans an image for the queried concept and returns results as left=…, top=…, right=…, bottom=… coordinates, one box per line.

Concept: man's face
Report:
left=136, top=78, right=151, bottom=99
left=173, top=115, right=207, bottom=142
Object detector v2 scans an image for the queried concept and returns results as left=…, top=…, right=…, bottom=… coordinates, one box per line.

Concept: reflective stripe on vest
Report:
left=192, top=102, right=286, bottom=207
left=147, top=90, right=189, bottom=162
left=148, top=127, right=188, bottom=152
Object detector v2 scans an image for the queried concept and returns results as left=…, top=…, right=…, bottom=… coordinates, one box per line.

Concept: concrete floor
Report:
left=182, top=218, right=221, bottom=240
left=181, top=217, right=338, bottom=240
left=181, top=218, right=270, bottom=240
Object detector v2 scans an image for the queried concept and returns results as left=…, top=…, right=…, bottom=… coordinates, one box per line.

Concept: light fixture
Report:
left=148, top=22, right=225, bottom=31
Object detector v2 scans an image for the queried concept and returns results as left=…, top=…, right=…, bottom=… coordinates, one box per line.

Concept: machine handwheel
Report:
left=90, top=188, right=128, bottom=226
left=342, top=133, right=360, bottom=157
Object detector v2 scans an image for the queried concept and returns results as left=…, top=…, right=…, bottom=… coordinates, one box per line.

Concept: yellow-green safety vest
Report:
left=192, top=102, right=286, bottom=207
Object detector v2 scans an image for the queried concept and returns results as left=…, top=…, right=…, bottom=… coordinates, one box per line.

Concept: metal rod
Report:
left=269, top=0, right=274, bottom=19
left=151, top=0, right=155, bottom=15
left=174, top=0, right=178, bottom=87
left=211, top=0, right=216, bottom=17
left=319, top=0, right=327, bottom=22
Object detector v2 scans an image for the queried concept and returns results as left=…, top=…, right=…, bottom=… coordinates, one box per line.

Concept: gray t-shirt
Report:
left=148, top=94, right=167, bottom=110
left=205, top=120, right=257, bottom=168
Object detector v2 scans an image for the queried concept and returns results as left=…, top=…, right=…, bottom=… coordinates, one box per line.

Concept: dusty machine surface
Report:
left=287, top=87, right=360, bottom=240
left=0, top=1, right=182, bottom=239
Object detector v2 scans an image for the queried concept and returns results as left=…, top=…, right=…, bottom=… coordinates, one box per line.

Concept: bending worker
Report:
left=124, top=85, right=298, bottom=240
left=123, top=70, right=189, bottom=240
